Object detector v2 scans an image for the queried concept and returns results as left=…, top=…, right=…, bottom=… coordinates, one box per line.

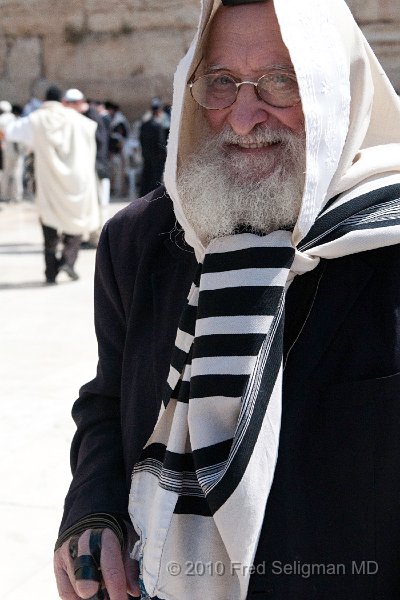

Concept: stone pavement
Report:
left=0, top=200, right=128, bottom=599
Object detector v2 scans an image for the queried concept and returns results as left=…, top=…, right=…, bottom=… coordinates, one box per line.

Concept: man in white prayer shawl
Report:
left=3, top=86, right=100, bottom=284
left=54, top=1, right=400, bottom=599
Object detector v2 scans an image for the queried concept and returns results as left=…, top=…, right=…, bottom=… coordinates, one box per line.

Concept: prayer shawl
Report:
left=30, top=102, right=99, bottom=235
left=129, top=1, right=400, bottom=599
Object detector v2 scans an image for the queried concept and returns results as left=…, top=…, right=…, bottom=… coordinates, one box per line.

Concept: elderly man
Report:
left=54, top=0, right=400, bottom=599
left=3, top=86, right=99, bottom=283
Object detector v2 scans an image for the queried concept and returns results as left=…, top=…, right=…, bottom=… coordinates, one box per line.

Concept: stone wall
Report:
left=0, top=0, right=399, bottom=120
left=0, top=0, right=199, bottom=119
left=347, top=0, right=400, bottom=88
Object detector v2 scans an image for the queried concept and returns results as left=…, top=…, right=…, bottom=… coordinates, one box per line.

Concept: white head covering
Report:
left=0, top=100, right=12, bottom=113
left=165, top=0, right=400, bottom=259
left=130, top=3, right=400, bottom=599
left=63, top=88, right=85, bottom=102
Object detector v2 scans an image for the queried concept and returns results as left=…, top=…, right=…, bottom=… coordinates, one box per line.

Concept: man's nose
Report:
left=226, top=83, right=271, bottom=136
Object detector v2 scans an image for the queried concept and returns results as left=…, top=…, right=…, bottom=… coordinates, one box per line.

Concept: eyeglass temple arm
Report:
left=187, top=57, right=205, bottom=85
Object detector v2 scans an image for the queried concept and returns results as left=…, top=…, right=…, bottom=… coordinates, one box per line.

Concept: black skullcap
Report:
left=45, top=85, right=62, bottom=102
left=222, top=0, right=265, bottom=5
left=151, top=97, right=162, bottom=110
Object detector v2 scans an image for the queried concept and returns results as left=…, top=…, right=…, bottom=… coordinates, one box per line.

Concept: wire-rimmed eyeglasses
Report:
left=188, top=69, right=301, bottom=110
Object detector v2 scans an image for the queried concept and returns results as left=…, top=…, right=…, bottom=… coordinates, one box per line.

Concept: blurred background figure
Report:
left=94, top=100, right=112, bottom=132
left=92, top=100, right=113, bottom=207
left=21, top=97, right=42, bottom=200
left=123, top=132, right=142, bottom=200
left=22, top=95, right=42, bottom=117
left=162, top=102, right=171, bottom=142
left=2, top=85, right=99, bottom=284
left=0, top=100, right=24, bottom=203
left=106, top=101, right=129, bottom=197
left=63, top=89, right=110, bottom=207
left=139, top=97, right=167, bottom=196
left=63, top=88, right=111, bottom=246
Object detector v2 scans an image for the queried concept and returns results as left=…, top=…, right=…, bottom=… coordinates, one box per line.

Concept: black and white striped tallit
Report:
left=129, top=184, right=400, bottom=600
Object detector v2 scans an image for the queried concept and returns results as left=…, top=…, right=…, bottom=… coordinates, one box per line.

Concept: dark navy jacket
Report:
left=60, top=187, right=400, bottom=600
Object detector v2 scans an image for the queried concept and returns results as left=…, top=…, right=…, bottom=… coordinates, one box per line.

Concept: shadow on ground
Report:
left=0, top=243, right=42, bottom=255
left=0, top=280, right=73, bottom=290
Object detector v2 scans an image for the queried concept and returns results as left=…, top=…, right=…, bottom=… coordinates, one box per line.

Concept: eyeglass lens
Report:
left=190, top=72, right=300, bottom=109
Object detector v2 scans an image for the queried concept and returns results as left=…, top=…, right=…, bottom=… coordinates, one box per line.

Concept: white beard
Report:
left=177, top=125, right=306, bottom=246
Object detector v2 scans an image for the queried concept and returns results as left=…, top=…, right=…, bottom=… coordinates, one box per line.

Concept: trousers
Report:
left=41, top=223, right=82, bottom=282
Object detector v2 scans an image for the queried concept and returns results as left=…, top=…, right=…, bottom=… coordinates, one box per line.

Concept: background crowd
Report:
left=0, top=86, right=171, bottom=284
left=0, top=89, right=170, bottom=206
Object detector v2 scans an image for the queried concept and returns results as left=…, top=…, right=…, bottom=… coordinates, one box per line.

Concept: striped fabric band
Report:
left=133, top=234, right=294, bottom=512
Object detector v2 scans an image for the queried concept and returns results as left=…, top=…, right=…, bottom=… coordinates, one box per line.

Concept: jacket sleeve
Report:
left=58, top=220, right=130, bottom=535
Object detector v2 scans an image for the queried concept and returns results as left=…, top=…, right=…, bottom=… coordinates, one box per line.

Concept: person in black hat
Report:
left=139, top=97, right=167, bottom=196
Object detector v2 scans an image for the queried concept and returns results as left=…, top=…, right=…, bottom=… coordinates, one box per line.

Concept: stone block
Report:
left=131, top=0, right=195, bottom=10
left=44, top=35, right=132, bottom=82
left=130, top=3, right=199, bottom=30
left=0, top=0, right=71, bottom=36
left=0, top=79, right=32, bottom=105
left=0, top=38, right=8, bottom=78
left=44, top=28, right=186, bottom=82
left=88, top=12, right=132, bottom=34
left=133, top=30, right=189, bottom=76
left=7, top=37, right=42, bottom=81
left=64, top=13, right=87, bottom=41
left=379, top=0, right=400, bottom=22
left=347, top=0, right=379, bottom=22
left=348, top=0, right=400, bottom=23
left=361, top=22, right=400, bottom=44
left=84, top=0, right=127, bottom=12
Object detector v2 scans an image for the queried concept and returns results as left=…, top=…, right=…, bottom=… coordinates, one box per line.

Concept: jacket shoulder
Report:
left=105, top=186, right=176, bottom=250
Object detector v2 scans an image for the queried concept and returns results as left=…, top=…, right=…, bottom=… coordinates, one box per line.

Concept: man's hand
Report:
left=54, top=524, right=140, bottom=599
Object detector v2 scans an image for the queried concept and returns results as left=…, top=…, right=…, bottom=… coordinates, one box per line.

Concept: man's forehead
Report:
left=204, top=0, right=289, bottom=70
